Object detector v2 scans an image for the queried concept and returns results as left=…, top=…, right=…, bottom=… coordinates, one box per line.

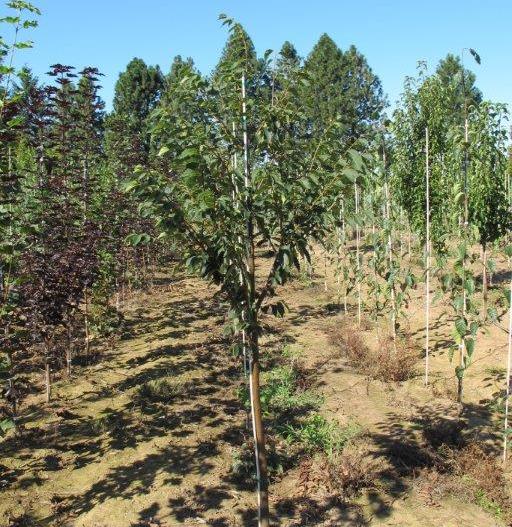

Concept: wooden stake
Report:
left=425, top=127, right=431, bottom=385
left=354, top=182, right=361, bottom=326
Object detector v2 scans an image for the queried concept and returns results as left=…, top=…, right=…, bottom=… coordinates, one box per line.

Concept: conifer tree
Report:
left=302, top=33, right=384, bottom=143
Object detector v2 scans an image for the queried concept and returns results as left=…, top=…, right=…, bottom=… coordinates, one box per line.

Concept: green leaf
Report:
left=342, top=167, right=359, bottom=183
left=465, top=337, right=475, bottom=358
left=464, top=278, right=475, bottom=295
left=455, top=318, right=467, bottom=338
left=0, top=418, right=14, bottom=435
left=121, top=179, right=138, bottom=193
left=158, top=145, right=169, bottom=157
left=487, top=307, right=498, bottom=323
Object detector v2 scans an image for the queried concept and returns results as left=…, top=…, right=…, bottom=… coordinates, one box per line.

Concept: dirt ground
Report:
left=1, top=246, right=511, bottom=526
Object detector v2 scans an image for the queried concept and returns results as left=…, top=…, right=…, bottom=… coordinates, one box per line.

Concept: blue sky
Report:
left=5, top=0, right=512, bottom=114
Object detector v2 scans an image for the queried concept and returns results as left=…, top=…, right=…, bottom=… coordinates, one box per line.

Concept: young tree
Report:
left=130, top=17, right=364, bottom=526
left=465, top=102, right=510, bottom=318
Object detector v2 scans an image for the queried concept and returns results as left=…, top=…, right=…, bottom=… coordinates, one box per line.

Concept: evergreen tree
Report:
left=302, top=33, right=384, bottom=143
left=274, top=41, right=301, bottom=90
left=343, top=44, right=385, bottom=140
left=105, top=58, right=163, bottom=173
left=435, top=53, right=482, bottom=125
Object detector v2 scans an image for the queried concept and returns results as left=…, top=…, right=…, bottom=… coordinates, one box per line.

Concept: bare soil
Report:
left=1, top=247, right=511, bottom=526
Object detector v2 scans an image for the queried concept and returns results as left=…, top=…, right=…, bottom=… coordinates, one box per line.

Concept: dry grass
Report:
left=415, top=442, right=512, bottom=521
left=295, top=443, right=378, bottom=504
left=328, top=319, right=419, bottom=383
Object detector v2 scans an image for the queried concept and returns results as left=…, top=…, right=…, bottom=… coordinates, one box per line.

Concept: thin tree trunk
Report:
left=458, top=117, right=470, bottom=404
left=324, top=250, right=328, bottom=293
left=84, top=289, right=90, bottom=358
left=340, top=200, right=347, bottom=313
left=383, top=153, right=396, bottom=343
left=44, top=340, right=51, bottom=404
left=67, top=322, right=72, bottom=377
left=503, top=268, right=512, bottom=463
left=248, top=322, right=269, bottom=527
left=232, top=120, right=249, bottom=428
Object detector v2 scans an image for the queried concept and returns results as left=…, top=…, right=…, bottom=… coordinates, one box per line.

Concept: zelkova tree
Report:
left=465, top=102, right=510, bottom=319
left=128, top=17, right=364, bottom=526
left=391, top=66, right=451, bottom=383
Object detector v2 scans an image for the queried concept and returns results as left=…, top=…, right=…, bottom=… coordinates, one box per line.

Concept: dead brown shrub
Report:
left=295, top=445, right=377, bottom=504
left=322, top=446, right=378, bottom=499
left=372, top=335, right=418, bottom=382
left=414, top=443, right=512, bottom=520
left=453, top=443, right=511, bottom=513
left=328, top=321, right=418, bottom=383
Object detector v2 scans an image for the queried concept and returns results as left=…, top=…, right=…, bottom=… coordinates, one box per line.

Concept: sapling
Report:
left=132, top=18, right=366, bottom=523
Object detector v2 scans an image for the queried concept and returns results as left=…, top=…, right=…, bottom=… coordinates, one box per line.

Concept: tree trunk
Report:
left=67, top=323, right=72, bottom=377
left=354, top=182, right=361, bottom=327
left=84, top=289, right=90, bottom=359
left=242, top=72, right=270, bottom=527
left=384, top=165, right=396, bottom=343
left=458, top=117, right=470, bottom=404
left=248, top=322, right=270, bottom=527
left=323, top=251, right=328, bottom=293
left=425, top=126, right=431, bottom=385
left=45, top=343, right=51, bottom=404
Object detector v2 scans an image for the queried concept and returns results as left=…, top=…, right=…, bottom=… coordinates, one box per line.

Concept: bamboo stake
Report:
left=482, top=244, right=488, bottom=320
left=341, top=200, right=347, bottom=313
left=458, top=117, right=469, bottom=403
left=425, top=127, right=431, bottom=385
left=354, top=182, right=361, bottom=326
left=232, top=120, right=250, bottom=432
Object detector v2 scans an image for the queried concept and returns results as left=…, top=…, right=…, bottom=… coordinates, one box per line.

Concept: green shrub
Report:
left=475, top=488, right=503, bottom=519
left=281, top=414, right=360, bottom=456
left=238, top=365, right=321, bottom=416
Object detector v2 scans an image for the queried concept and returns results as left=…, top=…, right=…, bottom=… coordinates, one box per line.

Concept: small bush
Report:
left=322, top=445, right=377, bottom=499
left=281, top=413, right=360, bottom=455
left=136, top=378, right=187, bottom=403
left=328, top=320, right=418, bottom=382
left=230, top=437, right=298, bottom=485
left=238, top=365, right=321, bottom=417
left=415, top=442, right=512, bottom=521
left=372, top=335, right=418, bottom=382
left=453, top=443, right=511, bottom=519
left=295, top=445, right=377, bottom=504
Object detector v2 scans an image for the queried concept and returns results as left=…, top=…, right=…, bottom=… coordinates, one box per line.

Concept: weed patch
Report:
left=328, top=319, right=418, bottom=382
